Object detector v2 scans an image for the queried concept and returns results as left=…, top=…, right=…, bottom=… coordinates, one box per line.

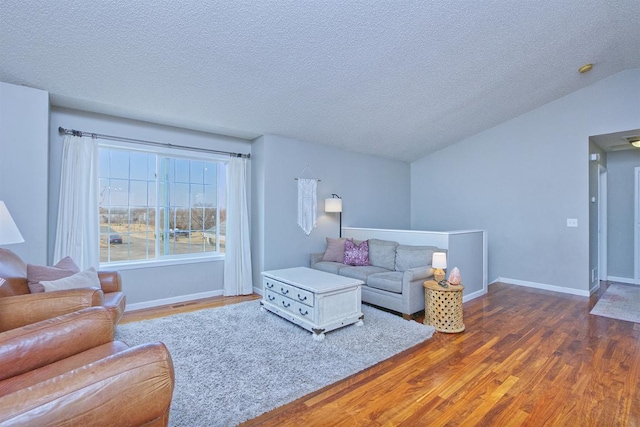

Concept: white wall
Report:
left=411, top=69, right=640, bottom=294
left=251, top=134, right=411, bottom=288
left=49, top=107, right=252, bottom=306
left=607, top=149, right=640, bottom=280
left=0, top=82, right=49, bottom=264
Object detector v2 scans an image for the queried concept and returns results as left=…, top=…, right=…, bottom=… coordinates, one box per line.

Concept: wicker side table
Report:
left=423, top=280, right=465, bottom=333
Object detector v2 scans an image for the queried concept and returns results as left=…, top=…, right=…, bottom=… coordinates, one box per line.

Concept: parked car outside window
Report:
left=100, top=226, right=123, bottom=244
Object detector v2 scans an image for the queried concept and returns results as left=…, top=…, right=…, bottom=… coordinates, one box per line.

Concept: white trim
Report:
left=635, top=167, right=640, bottom=283
left=253, top=285, right=264, bottom=296
left=598, top=165, right=608, bottom=281
left=589, top=281, right=600, bottom=295
left=491, top=277, right=590, bottom=297
left=344, top=227, right=486, bottom=236
left=102, top=254, right=224, bottom=271
left=462, top=288, right=486, bottom=302
left=606, top=275, right=640, bottom=286
left=125, top=289, right=223, bottom=312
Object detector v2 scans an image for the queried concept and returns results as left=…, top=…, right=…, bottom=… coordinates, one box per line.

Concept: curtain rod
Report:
left=58, top=127, right=251, bottom=159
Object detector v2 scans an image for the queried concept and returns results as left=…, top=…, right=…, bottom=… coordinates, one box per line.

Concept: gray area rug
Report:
left=590, top=283, right=640, bottom=323
left=116, top=300, right=435, bottom=426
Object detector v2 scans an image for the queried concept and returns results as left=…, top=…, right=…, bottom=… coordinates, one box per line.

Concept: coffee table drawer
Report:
left=265, top=290, right=295, bottom=313
left=292, top=287, right=314, bottom=307
left=294, top=301, right=314, bottom=319
left=263, top=278, right=295, bottom=298
left=264, top=290, right=279, bottom=304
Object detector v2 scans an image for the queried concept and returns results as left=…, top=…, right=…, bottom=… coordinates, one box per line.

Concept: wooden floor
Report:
left=123, top=282, right=640, bottom=426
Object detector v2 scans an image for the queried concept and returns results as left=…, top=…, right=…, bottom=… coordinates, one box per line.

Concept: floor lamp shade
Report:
left=0, top=201, right=24, bottom=245
left=324, top=198, right=342, bottom=213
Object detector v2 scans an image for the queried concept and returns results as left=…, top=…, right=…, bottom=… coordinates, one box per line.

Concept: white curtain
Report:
left=53, top=135, right=100, bottom=270
left=223, top=157, right=253, bottom=296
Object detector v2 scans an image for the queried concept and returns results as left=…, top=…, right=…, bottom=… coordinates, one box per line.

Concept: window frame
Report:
left=98, top=140, right=227, bottom=269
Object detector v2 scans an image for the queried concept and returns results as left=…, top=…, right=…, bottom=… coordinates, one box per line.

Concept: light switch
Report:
left=567, top=218, right=578, bottom=227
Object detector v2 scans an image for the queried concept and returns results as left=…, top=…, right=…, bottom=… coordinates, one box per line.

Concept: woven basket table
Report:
left=423, top=280, right=465, bottom=333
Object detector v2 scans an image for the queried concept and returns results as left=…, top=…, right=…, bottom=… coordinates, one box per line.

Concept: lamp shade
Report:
left=0, top=201, right=24, bottom=245
left=432, top=252, right=447, bottom=269
left=325, top=198, right=343, bottom=213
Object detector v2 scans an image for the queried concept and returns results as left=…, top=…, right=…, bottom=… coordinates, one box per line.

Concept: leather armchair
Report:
left=0, top=306, right=174, bottom=426
left=0, top=248, right=126, bottom=330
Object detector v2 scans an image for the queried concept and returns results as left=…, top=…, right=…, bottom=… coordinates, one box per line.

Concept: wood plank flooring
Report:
left=122, top=282, right=640, bottom=426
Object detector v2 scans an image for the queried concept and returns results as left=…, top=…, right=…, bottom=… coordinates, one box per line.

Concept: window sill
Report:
left=100, top=254, right=225, bottom=271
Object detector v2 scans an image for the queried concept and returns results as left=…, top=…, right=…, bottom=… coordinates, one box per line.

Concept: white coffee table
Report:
left=261, top=267, right=364, bottom=341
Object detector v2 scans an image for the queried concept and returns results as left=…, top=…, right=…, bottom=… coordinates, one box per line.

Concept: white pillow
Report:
left=40, top=267, right=101, bottom=292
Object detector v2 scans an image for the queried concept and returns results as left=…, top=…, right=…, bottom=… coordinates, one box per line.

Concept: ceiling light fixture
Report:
left=627, top=136, right=640, bottom=148
left=578, top=63, right=593, bottom=73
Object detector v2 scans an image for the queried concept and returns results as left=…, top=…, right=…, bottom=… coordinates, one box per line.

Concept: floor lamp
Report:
left=325, top=194, right=343, bottom=238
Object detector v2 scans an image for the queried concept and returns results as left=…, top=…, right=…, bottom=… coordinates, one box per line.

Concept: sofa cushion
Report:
left=312, top=261, right=345, bottom=275
left=367, top=271, right=404, bottom=294
left=368, top=239, right=398, bottom=270
left=395, top=245, right=440, bottom=272
left=344, top=240, right=369, bottom=266
left=27, top=257, right=81, bottom=293
left=322, top=237, right=347, bottom=263
left=339, top=265, right=388, bottom=282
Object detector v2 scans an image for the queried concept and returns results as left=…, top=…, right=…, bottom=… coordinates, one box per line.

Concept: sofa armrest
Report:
left=0, top=288, right=105, bottom=332
left=0, top=342, right=174, bottom=426
left=98, top=270, right=122, bottom=293
left=309, top=252, right=325, bottom=266
left=0, top=306, right=114, bottom=381
left=403, top=266, right=433, bottom=284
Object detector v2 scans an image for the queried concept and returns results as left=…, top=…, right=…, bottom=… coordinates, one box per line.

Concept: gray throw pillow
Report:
left=40, top=267, right=101, bottom=292
left=368, top=239, right=398, bottom=270
left=395, top=245, right=440, bottom=272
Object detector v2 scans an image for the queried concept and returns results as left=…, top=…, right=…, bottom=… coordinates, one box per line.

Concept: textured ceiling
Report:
left=1, top=1, right=639, bottom=162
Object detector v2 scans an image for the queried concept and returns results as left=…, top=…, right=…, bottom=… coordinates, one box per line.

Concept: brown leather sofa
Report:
left=0, top=248, right=126, bottom=330
left=0, top=306, right=175, bottom=426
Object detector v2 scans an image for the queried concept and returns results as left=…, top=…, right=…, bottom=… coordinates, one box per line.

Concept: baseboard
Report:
left=253, top=286, right=264, bottom=296
left=607, top=276, right=640, bottom=285
left=125, top=290, right=224, bottom=312
left=589, top=281, right=600, bottom=294
left=492, top=277, right=590, bottom=297
left=462, top=288, right=486, bottom=303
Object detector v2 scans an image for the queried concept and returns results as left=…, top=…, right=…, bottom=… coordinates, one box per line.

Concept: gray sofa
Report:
left=310, top=238, right=442, bottom=318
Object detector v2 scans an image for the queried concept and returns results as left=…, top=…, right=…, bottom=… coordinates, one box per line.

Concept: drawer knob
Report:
left=297, top=294, right=307, bottom=301
left=268, top=295, right=275, bottom=301
left=281, top=288, right=289, bottom=295
left=299, top=308, right=309, bottom=316
left=282, top=301, right=291, bottom=308
left=266, top=282, right=274, bottom=288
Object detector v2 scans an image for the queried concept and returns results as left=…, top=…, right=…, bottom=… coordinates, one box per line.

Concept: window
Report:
left=99, top=146, right=226, bottom=265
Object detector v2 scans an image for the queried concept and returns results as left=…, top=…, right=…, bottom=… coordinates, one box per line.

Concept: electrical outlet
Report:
left=567, top=218, right=578, bottom=227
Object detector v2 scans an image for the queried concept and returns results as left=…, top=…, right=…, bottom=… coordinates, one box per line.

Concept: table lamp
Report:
left=0, top=201, right=24, bottom=245
left=432, top=252, right=447, bottom=282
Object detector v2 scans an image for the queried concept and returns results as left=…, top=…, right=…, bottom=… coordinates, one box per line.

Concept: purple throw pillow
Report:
left=27, top=256, right=81, bottom=293
left=344, top=239, right=369, bottom=266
